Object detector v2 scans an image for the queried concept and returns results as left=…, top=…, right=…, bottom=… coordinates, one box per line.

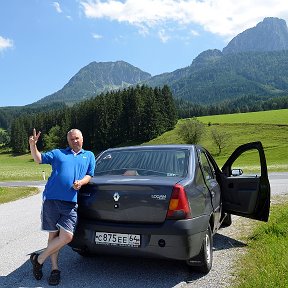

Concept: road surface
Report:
left=0, top=173, right=287, bottom=287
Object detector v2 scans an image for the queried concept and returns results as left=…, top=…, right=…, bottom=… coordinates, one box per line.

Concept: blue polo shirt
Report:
left=41, top=147, right=96, bottom=202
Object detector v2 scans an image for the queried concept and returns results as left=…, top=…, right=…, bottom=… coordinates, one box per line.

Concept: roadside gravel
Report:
left=174, top=215, right=256, bottom=288
left=177, top=178, right=288, bottom=288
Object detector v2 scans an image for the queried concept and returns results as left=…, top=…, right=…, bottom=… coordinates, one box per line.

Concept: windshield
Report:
left=95, top=148, right=189, bottom=177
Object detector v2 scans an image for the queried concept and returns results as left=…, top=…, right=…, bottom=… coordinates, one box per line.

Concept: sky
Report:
left=1, top=1, right=288, bottom=107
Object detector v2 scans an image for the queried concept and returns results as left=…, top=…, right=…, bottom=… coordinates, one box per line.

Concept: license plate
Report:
left=95, top=232, right=141, bottom=247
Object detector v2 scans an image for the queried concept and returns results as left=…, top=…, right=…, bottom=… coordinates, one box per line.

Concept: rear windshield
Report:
left=95, top=148, right=189, bottom=177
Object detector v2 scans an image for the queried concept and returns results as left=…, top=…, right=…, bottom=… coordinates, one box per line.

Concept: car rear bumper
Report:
left=69, top=215, right=209, bottom=261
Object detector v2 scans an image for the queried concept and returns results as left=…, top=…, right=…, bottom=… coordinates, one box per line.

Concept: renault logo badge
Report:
left=113, top=192, right=120, bottom=202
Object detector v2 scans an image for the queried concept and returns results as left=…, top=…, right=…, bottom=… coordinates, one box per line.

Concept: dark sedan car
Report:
left=70, top=141, right=270, bottom=273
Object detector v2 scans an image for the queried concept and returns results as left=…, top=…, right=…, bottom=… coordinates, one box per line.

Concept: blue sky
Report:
left=1, top=0, right=288, bottom=107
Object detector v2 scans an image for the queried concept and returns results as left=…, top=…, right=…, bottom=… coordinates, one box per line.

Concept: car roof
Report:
left=104, top=144, right=198, bottom=151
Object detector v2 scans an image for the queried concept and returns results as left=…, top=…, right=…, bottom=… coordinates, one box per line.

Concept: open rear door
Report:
left=220, top=141, right=270, bottom=222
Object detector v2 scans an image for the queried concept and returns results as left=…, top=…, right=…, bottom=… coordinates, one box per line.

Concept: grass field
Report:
left=235, top=197, right=288, bottom=288
left=0, top=109, right=287, bottom=181
left=0, top=149, right=51, bottom=181
left=147, top=109, right=288, bottom=171
left=0, top=186, right=40, bottom=204
left=199, top=108, right=288, bottom=125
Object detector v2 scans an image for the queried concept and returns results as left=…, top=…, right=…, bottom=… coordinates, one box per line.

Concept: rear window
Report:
left=95, top=148, right=189, bottom=177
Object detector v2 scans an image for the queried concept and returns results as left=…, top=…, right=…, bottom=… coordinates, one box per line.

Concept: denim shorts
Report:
left=41, top=199, right=78, bottom=235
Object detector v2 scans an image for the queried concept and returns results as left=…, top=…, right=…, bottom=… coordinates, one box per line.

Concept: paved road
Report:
left=267, top=172, right=288, bottom=195
left=0, top=173, right=287, bottom=288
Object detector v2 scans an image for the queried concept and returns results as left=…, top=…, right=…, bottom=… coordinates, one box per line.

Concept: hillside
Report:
left=145, top=49, right=288, bottom=104
left=35, top=61, right=151, bottom=106
left=146, top=109, right=288, bottom=171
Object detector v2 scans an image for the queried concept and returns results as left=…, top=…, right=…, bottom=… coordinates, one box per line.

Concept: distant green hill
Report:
left=0, top=102, right=66, bottom=130
left=146, top=109, right=288, bottom=171
left=144, top=50, right=288, bottom=104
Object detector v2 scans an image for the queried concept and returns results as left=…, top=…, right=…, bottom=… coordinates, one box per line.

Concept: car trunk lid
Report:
left=77, top=176, right=182, bottom=223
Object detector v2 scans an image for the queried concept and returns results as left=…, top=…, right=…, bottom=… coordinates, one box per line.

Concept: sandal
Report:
left=30, top=252, right=43, bottom=280
left=48, top=269, right=61, bottom=286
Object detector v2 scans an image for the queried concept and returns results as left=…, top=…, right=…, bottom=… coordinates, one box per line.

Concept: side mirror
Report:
left=231, top=168, right=243, bottom=176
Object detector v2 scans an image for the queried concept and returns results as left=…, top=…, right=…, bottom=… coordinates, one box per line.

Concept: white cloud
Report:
left=92, top=33, right=103, bottom=39
left=0, top=36, right=13, bottom=52
left=53, top=2, right=62, bottom=13
left=80, top=0, right=288, bottom=40
left=53, top=2, right=73, bottom=20
left=190, top=30, right=199, bottom=37
left=158, top=29, right=170, bottom=43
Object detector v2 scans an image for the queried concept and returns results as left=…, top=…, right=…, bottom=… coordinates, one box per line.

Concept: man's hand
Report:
left=73, top=175, right=92, bottom=190
left=29, top=128, right=42, bottom=163
left=73, top=180, right=82, bottom=190
left=29, top=128, right=41, bottom=146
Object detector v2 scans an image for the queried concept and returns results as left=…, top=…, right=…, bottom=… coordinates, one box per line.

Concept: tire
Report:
left=186, top=225, right=213, bottom=274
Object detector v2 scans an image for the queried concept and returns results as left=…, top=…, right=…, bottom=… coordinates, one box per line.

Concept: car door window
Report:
left=230, top=149, right=261, bottom=176
left=221, top=141, right=270, bottom=222
left=199, top=151, right=215, bottom=181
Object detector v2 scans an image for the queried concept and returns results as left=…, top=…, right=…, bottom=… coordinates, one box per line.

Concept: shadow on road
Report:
left=213, top=232, right=247, bottom=251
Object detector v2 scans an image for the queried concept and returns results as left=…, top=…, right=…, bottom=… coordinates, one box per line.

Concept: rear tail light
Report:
left=166, top=184, right=191, bottom=219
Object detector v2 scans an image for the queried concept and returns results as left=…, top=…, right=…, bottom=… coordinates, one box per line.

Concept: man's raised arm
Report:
left=29, top=128, right=42, bottom=164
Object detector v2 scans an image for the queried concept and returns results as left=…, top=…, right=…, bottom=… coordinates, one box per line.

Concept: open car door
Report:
left=220, top=141, right=270, bottom=222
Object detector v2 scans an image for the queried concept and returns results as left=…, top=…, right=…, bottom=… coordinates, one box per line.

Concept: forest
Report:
left=8, top=85, right=177, bottom=154
left=2, top=82, right=288, bottom=154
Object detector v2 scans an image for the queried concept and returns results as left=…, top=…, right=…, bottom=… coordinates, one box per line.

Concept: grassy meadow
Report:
left=0, top=108, right=287, bottom=181
left=0, top=186, right=39, bottom=204
left=0, top=148, right=52, bottom=181
left=235, top=198, right=288, bottom=288
left=147, top=109, right=288, bottom=171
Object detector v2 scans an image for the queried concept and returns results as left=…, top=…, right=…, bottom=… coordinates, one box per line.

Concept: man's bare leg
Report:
left=48, top=231, right=60, bottom=270
left=37, top=228, right=73, bottom=266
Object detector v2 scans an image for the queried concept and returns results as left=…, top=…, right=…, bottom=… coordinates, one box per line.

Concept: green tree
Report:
left=10, top=118, right=27, bottom=154
left=211, top=128, right=231, bottom=155
left=159, top=85, right=178, bottom=130
left=43, top=125, right=61, bottom=150
left=141, top=88, right=161, bottom=141
left=178, top=117, right=205, bottom=144
left=0, top=129, right=10, bottom=146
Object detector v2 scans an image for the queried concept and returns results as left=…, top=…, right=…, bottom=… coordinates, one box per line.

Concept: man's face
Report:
left=67, top=131, right=83, bottom=153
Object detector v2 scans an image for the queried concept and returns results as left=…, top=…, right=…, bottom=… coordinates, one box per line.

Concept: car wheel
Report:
left=186, top=225, right=213, bottom=274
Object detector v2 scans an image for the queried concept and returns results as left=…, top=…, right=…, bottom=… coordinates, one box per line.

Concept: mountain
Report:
left=143, top=17, right=288, bottom=104
left=223, top=17, right=288, bottom=54
left=34, top=61, right=151, bottom=106
left=144, top=49, right=288, bottom=104
left=28, top=17, right=288, bottom=107
left=3, top=17, right=288, bottom=113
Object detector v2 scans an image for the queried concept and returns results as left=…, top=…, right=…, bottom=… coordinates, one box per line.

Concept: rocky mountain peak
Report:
left=223, top=17, right=288, bottom=54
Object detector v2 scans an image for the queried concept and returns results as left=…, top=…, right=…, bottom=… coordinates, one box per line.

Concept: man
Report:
left=29, top=128, right=95, bottom=286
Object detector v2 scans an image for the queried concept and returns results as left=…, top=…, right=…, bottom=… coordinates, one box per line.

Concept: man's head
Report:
left=67, top=129, right=83, bottom=153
